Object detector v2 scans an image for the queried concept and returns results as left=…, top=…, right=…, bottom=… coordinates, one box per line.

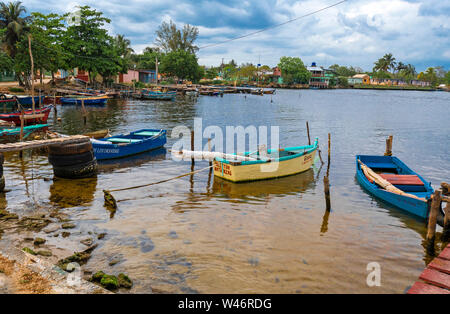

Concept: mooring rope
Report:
left=103, top=164, right=214, bottom=210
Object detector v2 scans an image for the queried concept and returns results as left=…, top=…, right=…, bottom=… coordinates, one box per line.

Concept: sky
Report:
left=19, top=0, right=450, bottom=71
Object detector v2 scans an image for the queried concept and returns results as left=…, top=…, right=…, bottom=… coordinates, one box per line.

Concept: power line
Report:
left=198, top=0, right=347, bottom=50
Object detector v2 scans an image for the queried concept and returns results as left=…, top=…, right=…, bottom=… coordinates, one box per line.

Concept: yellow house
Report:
left=353, top=74, right=370, bottom=85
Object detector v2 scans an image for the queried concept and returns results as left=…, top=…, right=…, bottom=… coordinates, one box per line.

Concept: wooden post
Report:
left=208, top=138, right=212, bottom=167
left=324, top=175, right=331, bottom=211
left=385, top=135, right=393, bottom=156
left=426, top=190, right=441, bottom=254
left=82, top=99, right=87, bottom=125
left=306, top=121, right=311, bottom=146
left=53, top=92, right=57, bottom=115
left=20, top=111, right=24, bottom=141
left=443, top=200, right=450, bottom=242
left=190, top=130, right=195, bottom=168
left=28, top=34, right=35, bottom=115
left=327, top=133, right=331, bottom=177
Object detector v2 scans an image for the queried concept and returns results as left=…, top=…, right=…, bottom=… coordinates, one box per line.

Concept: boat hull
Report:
left=92, top=129, right=167, bottom=160
left=356, top=155, right=433, bottom=219
left=214, top=147, right=317, bottom=183
left=0, top=106, right=52, bottom=126
left=60, top=96, right=108, bottom=105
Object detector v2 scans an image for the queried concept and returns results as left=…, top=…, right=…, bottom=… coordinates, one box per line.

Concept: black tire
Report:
left=0, top=166, right=3, bottom=178
left=49, top=151, right=94, bottom=167
left=49, top=141, right=93, bottom=156
left=53, top=159, right=98, bottom=179
left=0, top=153, right=4, bottom=165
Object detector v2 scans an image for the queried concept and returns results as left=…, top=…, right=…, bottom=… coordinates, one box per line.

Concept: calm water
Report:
left=2, top=89, right=449, bottom=293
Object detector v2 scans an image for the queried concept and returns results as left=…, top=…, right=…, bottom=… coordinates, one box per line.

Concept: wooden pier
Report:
left=0, top=135, right=90, bottom=153
left=407, top=244, right=450, bottom=294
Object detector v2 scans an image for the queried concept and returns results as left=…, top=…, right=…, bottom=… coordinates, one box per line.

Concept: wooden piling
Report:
left=208, top=138, right=212, bottom=167
left=190, top=130, right=195, bottom=168
left=443, top=186, right=450, bottom=242
left=81, top=99, right=87, bottom=125
left=327, top=133, right=331, bottom=177
left=385, top=135, right=393, bottom=156
left=53, top=92, right=57, bottom=115
left=306, top=121, right=311, bottom=146
left=426, top=190, right=442, bottom=254
left=324, top=175, right=331, bottom=211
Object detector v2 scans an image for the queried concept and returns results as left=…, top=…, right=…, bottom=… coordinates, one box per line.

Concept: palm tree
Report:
left=115, top=34, right=134, bottom=58
left=0, top=1, right=29, bottom=58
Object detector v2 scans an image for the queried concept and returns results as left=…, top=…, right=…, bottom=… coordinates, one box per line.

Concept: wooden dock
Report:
left=408, top=244, right=450, bottom=294
left=0, top=135, right=90, bottom=153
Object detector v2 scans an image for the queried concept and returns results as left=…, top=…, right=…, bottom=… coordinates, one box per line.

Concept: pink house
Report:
left=119, top=70, right=140, bottom=83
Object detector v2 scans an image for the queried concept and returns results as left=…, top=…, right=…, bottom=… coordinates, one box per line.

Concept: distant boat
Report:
left=356, top=155, right=444, bottom=222
left=92, top=129, right=167, bottom=160
left=213, top=139, right=318, bottom=182
left=60, top=95, right=109, bottom=105
left=141, top=90, right=176, bottom=101
left=5, top=94, right=45, bottom=106
left=0, top=106, right=53, bottom=126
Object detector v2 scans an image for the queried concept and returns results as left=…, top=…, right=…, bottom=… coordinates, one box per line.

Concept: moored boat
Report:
left=0, top=106, right=53, bottom=126
left=141, top=90, right=176, bottom=101
left=356, top=155, right=443, bottom=221
left=0, top=124, right=48, bottom=143
left=213, top=139, right=318, bottom=182
left=60, top=95, right=109, bottom=105
left=91, top=129, right=167, bottom=160
left=5, top=94, right=45, bottom=106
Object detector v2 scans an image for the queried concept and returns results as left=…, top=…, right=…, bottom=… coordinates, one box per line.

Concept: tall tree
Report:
left=160, top=49, right=201, bottom=82
left=155, top=20, right=199, bottom=53
left=278, top=56, right=311, bottom=84
left=114, top=34, right=134, bottom=73
left=0, top=1, right=29, bottom=58
left=373, top=53, right=397, bottom=73
left=62, top=6, right=120, bottom=84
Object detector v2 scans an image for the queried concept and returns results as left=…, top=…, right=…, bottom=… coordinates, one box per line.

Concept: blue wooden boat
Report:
left=92, top=129, right=167, bottom=160
left=5, top=95, right=45, bottom=106
left=356, top=155, right=440, bottom=220
left=60, top=95, right=108, bottom=105
left=141, top=90, right=176, bottom=101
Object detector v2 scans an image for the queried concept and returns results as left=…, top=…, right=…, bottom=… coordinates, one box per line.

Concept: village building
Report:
left=307, top=62, right=327, bottom=89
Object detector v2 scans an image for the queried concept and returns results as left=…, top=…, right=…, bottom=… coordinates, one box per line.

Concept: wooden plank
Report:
left=419, top=268, right=450, bottom=290
left=0, top=135, right=90, bottom=152
left=428, top=258, right=450, bottom=275
left=440, top=247, right=450, bottom=261
left=407, top=282, right=450, bottom=294
left=21, top=114, right=45, bottom=120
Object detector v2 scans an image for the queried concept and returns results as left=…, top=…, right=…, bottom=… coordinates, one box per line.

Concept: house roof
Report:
left=353, top=74, right=369, bottom=79
left=307, top=66, right=323, bottom=72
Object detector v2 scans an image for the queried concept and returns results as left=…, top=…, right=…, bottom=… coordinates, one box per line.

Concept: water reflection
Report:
left=49, top=177, right=98, bottom=208
left=97, top=148, right=167, bottom=173
left=212, top=169, right=315, bottom=203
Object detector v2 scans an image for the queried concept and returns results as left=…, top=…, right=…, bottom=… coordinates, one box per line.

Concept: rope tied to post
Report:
left=103, top=164, right=214, bottom=210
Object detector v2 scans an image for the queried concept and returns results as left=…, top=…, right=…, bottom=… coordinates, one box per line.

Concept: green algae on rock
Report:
left=22, top=247, right=37, bottom=255
left=33, top=238, right=46, bottom=246
left=100, top=275, right=119, bottom=290
left=118, top=273, right=133, bottom=289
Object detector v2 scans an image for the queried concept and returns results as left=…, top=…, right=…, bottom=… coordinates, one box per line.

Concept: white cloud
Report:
left=19, top=0, right=450, bottom=70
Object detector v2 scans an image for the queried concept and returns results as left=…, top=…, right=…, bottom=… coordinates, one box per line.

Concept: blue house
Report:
left=138, top=70, right=158, bottom=83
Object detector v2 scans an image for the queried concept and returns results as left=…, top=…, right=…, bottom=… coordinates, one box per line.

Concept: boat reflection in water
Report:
left=50, top=177, right=98, bottom=208
left=212, top=168, right=316, bottom=203
left=96, top=147, right=167, bottom=173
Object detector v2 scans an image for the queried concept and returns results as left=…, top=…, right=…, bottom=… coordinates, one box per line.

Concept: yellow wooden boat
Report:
left=213, top=139, right=318, bottom=182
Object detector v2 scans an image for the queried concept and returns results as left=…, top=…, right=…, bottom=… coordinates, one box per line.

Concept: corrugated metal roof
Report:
left=307, top=67, right=323, bottom=72
left=353, top=74, right=369, bottom=79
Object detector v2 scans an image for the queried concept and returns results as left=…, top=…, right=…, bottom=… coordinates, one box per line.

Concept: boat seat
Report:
left=379, top=174, right=424, bottom=186
left=134, top=131, right=161, bottom=137
left=106, top=138, right=143, bottom=144
left=364, top=162, right=398, bottom=170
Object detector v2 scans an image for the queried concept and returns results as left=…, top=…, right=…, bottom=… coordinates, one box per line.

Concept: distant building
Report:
left=118, top=69, right=139, bottom=83
left=307, top=62, right=327, bottom=89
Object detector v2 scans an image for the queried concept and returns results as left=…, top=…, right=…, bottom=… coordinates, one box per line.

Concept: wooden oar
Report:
left=358, top=160, right=426, bottom=202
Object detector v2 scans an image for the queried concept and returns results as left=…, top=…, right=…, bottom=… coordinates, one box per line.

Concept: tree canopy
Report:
left=277, top=56, right=311, bottom=84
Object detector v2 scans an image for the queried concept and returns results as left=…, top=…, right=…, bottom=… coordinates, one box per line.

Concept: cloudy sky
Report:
left=19, top=0, right=450, bottom=71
